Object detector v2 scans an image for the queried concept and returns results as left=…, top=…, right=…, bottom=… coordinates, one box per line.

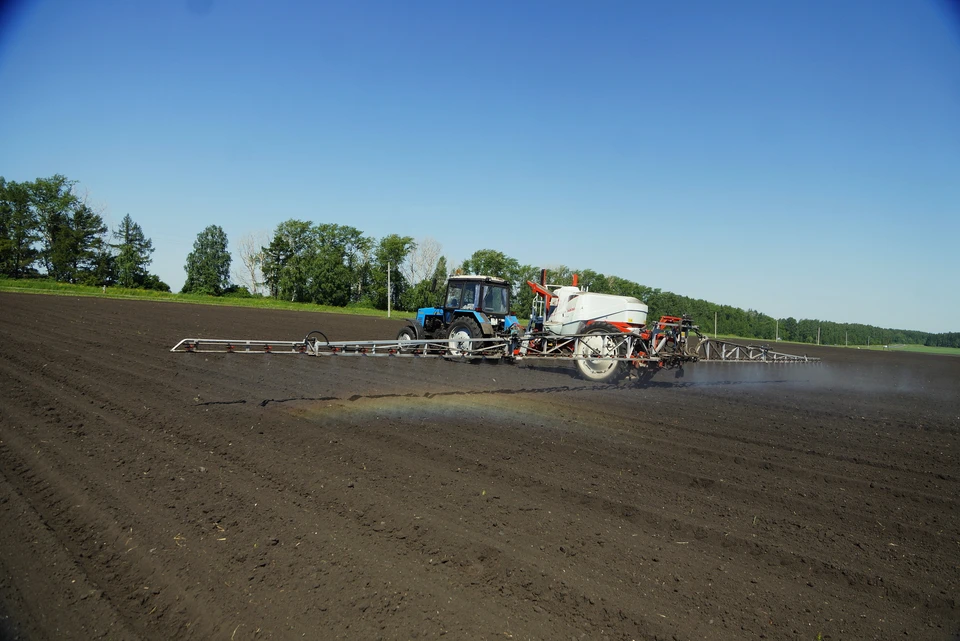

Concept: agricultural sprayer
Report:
left=172, top=271, right=819, bottom=383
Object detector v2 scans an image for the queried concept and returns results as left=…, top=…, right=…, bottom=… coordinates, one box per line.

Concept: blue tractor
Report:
left=397, top=275, right=522, bottom=345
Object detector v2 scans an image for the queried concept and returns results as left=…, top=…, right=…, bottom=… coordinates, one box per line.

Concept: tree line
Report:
left=3, top=175, right=957, bottom=347
left=0, top=175, right=166, bottom=290
left=180, top=219, right=434, bottom=308
left=246, top=224, right=957, bottom=347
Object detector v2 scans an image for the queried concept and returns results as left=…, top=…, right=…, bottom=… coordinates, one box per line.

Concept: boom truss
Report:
left=171, top=329, right=819, bottom=367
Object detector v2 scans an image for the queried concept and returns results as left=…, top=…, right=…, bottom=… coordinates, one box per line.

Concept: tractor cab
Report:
left=443, top=275, right=511, bottom=317
left=398, top=275, right=520, bottom=341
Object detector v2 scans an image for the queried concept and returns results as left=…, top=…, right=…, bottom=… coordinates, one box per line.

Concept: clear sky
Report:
left=1, top=0, right=958, bottom=332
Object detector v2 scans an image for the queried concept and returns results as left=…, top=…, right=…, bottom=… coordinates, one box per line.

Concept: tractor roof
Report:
left=448, top=275, right=509, bottom=285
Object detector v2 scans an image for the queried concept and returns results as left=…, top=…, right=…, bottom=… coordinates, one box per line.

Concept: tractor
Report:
left=396, top=275, right=522, bottom=350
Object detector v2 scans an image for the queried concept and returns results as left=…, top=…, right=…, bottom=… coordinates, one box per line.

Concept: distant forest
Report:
left=2, top=174, right=958, bottom=348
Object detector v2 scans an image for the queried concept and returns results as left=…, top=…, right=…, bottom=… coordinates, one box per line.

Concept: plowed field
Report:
left=1, top=293, right=958, bottom=640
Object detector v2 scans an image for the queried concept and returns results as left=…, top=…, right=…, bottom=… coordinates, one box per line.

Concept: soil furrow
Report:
left=2, top=292, right=959, bottom=641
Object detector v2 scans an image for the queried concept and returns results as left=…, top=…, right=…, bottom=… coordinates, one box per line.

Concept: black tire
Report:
left=574, top=322, right=627, bottom=383
left=446, top=317, right=482, bottom=358
left=397, top=326, right=418, bottom=341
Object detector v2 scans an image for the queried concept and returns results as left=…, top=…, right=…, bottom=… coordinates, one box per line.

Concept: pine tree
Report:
left=48, top=202, right=108, bottom=283
left=112, top=214, right=154, bottom=288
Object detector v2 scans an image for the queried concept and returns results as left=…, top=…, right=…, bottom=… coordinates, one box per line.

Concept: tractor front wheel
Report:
left=397, top=326, right=417, bottom=342
left=574, top=322, right=627, bottom=384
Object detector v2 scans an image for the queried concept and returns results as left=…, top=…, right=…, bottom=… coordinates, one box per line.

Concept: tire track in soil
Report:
left=1, top=306, right=571, bottom=638
left=254, top=382, right=957, bottom=572
left=0, top=356, right=241, bottom=639
left=270, top=396, right=956, bottom=634
left=0, top=463, right=138, bottom=640
left=194, top=403, right=689, bottom=640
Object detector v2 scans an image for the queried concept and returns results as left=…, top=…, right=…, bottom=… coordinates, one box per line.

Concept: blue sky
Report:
left=1, top=0, right=958, bottom=332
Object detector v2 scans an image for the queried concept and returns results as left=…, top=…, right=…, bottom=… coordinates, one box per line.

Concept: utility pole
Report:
left=714, top=311, right=717, bottom=339
left=387, top=261, right=391, bottom=318
left=817, top=325, right=821, bottom=346
left=776, top=319, right=779, bottom=342
left=845, top=330, right=848, bottom=347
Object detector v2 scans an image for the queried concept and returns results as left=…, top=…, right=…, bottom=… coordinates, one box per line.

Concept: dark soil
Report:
left=1, top=292, right=958, bottom=640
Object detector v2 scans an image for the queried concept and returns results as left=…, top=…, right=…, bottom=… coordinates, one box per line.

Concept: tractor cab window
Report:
left=460, top=283, right=479, bottom=309
left=445, top=283, right=463, bottom=309
left=481, top=285, right=509, bottom=315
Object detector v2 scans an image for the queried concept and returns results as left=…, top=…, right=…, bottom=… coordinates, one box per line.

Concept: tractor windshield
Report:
left=481, top=285, right=510, bottom=315
left=445, top=282, right=479, bottom=309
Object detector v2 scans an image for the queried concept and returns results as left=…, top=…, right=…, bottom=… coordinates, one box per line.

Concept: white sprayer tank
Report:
left=543, top=287, right=649, bottom=336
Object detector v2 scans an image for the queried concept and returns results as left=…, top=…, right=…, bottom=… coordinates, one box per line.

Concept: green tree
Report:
left=182, top=225, right=231, bottom=295
left=511, top=263, right=542, bottom=319
left=262, top=219, right=316, bottom=302
left=112, top=214, right=154, bottom=288
left=544, top=265, right=573, bottom=285
left=401, top=255, right=448, bottom=311
left=141, top=273, right=171, bottom=292
left=262, top=220, right=383, bottom=306
left=0, top=177, right=8, bottom=270
left=576, top=269, right=611, bottom=293
left=0, top=178, right=41, bottom=277
left=368, top=234, right=415, bottom=309
left=796, top=319, right=818, bottom=343
left=313, top=223, right=372, bottom=304
left=927, top=332, right=960, bottom=348
left=460, top=249, right=520, bottom=281
left=305, top=248, right=353, bottom=306
left=88, top=244, right=117, bottom=286
left=780, top=317, right=798, bottom=341
left=432, top=256, right=448, bottom=287
left=30, top=174, right=79, bottom=275
left=48, top=202, right=108, bottom=284
left=459, top=249, right=533, bottom=315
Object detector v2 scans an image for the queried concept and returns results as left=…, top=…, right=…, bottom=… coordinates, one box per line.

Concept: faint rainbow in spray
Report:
left=278, top=387, right=570, bottom=427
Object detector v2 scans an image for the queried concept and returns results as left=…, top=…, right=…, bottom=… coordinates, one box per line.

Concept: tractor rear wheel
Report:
left=574, top=322, right=627, bottom=383
left=447, top=317, right=482, bottom=358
